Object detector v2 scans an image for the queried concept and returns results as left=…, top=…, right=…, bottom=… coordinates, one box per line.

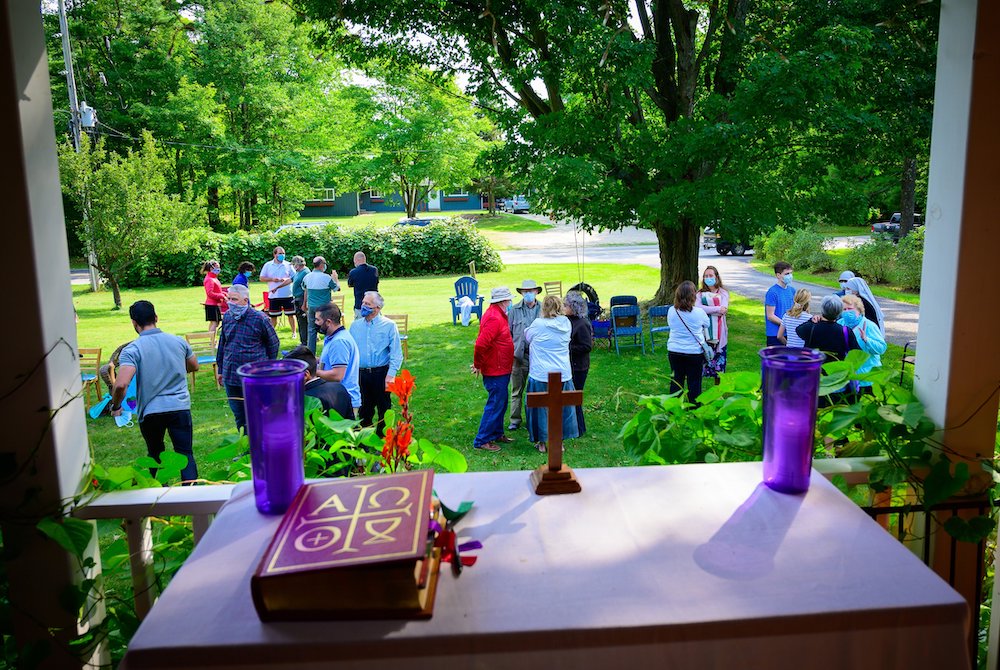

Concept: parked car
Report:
left=871, top=212, right=923, bottom=241
left=702, top=226, right=751, bottom=255
left=506, top=195, right=530, bottom=214
left=275, top=220, right=332, bottom=233
left=395, top=215, right=450, bottom=227
left=702, top=227, right=718, bottom=249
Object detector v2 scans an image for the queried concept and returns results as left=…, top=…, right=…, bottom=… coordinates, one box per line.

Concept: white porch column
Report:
left=916, top=0, right=1000, bottom=633
left=0, top=1, right=95, bottom=666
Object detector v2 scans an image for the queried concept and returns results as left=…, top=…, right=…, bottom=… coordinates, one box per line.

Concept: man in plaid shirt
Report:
left=216, top=285, right=280, bottom=432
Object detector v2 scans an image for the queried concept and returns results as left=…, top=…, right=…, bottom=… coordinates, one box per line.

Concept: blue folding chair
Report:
left=610, top=304, right=645, bottom=355
left=450, top=276, right=484, bottom=324
left=609, top=295, right=638, bottom=309
left=648, top=305, right=671, bottom=352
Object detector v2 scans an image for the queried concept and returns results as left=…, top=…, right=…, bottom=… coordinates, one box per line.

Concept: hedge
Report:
left=119, top=221, right=504, bottom=288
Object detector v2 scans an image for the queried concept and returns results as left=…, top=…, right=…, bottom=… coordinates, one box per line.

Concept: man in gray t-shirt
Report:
left=112, top=300, right=200, bottom=482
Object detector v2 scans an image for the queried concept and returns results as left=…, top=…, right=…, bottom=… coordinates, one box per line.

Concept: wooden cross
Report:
left=526, top=371, right=583, bottom=495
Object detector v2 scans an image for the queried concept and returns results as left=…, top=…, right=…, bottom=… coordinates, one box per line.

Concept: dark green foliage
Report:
left=118, top=221, right=503, bottom=288
left=892, top=227, right=925, bottom=291
left=755, top=227, right=832, bottom=271
left=846, top=237, right=898, bottom=284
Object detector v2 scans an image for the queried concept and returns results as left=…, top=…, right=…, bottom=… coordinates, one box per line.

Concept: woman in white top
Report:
left=667, top=280, right=711, bottom=404
left=777, top=288, right=812, bottom=348
left=524, top=295, right=579, bottom=453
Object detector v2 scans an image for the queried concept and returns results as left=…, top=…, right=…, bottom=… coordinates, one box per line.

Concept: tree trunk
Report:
left=899, top=157, right=918, bottom=238
left=487, top=188, right=495, bottom=215
left=652, top=218, right=701, bottom=305
left=107, top=275, right=122, bottom=309
left=249, top=192, right=258, bottom=228
left=207, top=185, right=220, bottom=229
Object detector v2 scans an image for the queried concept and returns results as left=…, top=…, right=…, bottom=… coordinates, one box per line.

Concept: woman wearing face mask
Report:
left=839, top=295, right=886, bottom=396
left=563, top=291, right=593, bottom=436
left=201, top=259, right=227, bottom=340
left=232, top=261, right=255, bottom=288
left=698, top=266, right=729, bottom=380
left=843, top=276, right=885, bottom=335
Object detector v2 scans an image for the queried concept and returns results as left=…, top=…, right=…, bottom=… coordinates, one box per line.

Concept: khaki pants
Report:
left=509, top=358, right=529, bottom=425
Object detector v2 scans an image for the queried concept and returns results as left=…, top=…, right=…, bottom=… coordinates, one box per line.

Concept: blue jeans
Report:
left=307, top=306, right=320, bottom=352
left=525, top=377, right=579, bottom=444
left=225, top=382, right=246, bottom=433
left=474, top=374, right=510, bottom=447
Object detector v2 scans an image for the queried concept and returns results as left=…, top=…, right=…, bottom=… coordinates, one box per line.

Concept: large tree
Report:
left=305, top=0, right=934, bottom=301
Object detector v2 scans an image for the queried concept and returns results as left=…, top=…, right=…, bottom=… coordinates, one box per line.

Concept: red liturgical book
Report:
left=251, top=470, right=442, bottom=621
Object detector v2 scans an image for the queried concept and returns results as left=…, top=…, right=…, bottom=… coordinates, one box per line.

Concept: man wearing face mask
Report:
left=260, top=246, right=297, bottom=337
left=315, top=302, right=360, bottom=418
left=764, top=261, right=796, bottom=346
left=349, top=291, right=403, bottom=435
left=470, top=287, right=515, bottom=451
left=216, top=285, right=280, bottom=432
left=507, top=279, right=542, bottom=431
left=112, top=300, right=200, bottom=482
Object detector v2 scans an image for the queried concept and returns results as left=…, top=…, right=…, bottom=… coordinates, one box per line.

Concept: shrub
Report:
left=892, top=227, right=924, bottom=291
left=118, top=220, right=503, bottom=288
left=845, top=238, right=896, bottom=284
left=785, top=229, right=833, bottom=272
left=754, top=226, right=794, bottom=264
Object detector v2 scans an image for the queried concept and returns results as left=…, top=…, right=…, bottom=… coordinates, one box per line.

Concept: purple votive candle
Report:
left=238, top=359, right=307, bottom=514
left=759, top=346, right=826, bottom=494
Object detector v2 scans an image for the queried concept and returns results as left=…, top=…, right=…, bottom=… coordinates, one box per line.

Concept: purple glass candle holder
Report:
left=759, top=347, right=826, bottom=494
left=238, top=359, right=307, bottom=514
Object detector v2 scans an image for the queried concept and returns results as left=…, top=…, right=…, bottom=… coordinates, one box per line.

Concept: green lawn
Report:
left=751, top=255, right=921, bottom=305
left=814, top=224, right=872, bottom=238
left=297, top=209, right=551, bottom=234
left=75, top=263, right=909, bottom=478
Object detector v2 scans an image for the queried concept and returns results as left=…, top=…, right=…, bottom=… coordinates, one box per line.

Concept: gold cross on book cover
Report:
left=251, top=470, right=442, bottom=621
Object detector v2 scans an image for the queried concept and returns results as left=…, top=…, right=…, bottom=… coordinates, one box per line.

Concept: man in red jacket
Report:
left=471, top=287, right=515, bottom=452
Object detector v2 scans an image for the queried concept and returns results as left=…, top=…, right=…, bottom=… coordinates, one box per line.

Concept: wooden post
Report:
left=527, top=372, right=582, bottom=495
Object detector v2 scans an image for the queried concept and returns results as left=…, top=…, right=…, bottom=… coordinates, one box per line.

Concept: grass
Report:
left=750, top=254, right=921, bottom=306
left=297, top=209, right=551, bottom=236
left=75, top=262, right=910, bottom=478
left=814, top=224, right=872, bottom=238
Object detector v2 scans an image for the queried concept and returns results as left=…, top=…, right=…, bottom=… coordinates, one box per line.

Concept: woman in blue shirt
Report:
left=232, top=261, right=255, bottom=288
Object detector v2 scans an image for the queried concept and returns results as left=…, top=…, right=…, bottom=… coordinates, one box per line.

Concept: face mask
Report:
left=704, top=277, right=717, bottom=287
left=783, top=273, right=793, bottom=286
left=276, top=254, right=285, bottom=262
left=228, top=302, right=249, bottom=318
left=504, top=303, right=511, bottom=315
left=114, top=412, right=134, bottom=428
left=242, top=271, right=252, bottom=278
left=523, top=292, right=536, bottom=304
left=210, top=267, right=220, bottom=275
left=841, top=311, right=862, bottom=328
left=360, top=305, right=374, bottom=317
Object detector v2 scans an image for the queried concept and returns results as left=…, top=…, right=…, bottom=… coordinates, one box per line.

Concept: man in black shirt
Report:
left=347, top=251, right=379, bottom=319
left=284, top=346, right=354, bottom=420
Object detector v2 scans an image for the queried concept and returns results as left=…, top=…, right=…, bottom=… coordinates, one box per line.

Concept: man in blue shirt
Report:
left=347, top=251, right=379, bottom=319
left=302, top=255, right=341, bottom=353
left=349, top=291, right=403, bottom=435
left=112, top=300, right=200, bottom=482
left=315, top=302, right=360, bottom=418
left=764, top=261, right=796, bottom=346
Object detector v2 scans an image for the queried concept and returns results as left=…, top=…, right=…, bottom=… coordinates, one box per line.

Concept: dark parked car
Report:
left=703, top=227, right=751, bottom=256
left=871, top=212, right=923, bottom=241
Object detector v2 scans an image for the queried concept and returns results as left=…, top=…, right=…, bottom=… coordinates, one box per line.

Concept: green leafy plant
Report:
left=845, top=237, right=897, bottom=284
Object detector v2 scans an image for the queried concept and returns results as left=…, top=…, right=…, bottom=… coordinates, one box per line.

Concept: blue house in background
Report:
left=298, top=187, right=486, bottom=218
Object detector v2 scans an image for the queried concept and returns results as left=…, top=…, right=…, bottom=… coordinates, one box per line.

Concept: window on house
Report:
left=312, top=188, right=336, bottom=201
left=446, top=190, right=469, bottom=197
left=369, top=189, right=384, bottom=200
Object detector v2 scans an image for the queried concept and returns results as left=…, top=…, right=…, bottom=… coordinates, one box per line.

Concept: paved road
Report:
left=500, top=245, right=918, bottom=346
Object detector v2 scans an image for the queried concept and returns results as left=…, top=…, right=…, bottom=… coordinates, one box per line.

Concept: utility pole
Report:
left=58, top=0, right=100, bottom=292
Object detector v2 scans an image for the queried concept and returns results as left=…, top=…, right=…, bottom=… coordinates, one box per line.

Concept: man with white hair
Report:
left=215, top=285, right=280, bottom=432
left=348, top=290, right=402, bottom=435
left=347, top=251, right=379, bottom=320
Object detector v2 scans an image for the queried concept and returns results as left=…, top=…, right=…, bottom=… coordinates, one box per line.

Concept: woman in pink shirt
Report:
left=698, top=265, right=729, bottom=382
left=201, top=260, right=227, bottom=340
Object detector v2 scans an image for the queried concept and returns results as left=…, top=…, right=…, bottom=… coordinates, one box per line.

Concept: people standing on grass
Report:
left=113, top=300, right=200, bottom=482
left=698, top=265, right=729, bottom=379
left=507, top=279, right=542, bottom=431
left=667, top=281, right=711, bottom=405
left=302, top=256, right=341, bottom=353
left=563, top=291, right=593, bottom=437
left=347, top=251, right=379, bottom=320
left=777, top=288, right=812, bottom=348
left=215, top=285, right=280, bottom=433
left=524, top=295, right=578, bottom=453
left=315, top=302, right=360, bottom=418
left=201, top=260, right=226, bottom=341
left=843, top=276, right=886, bottom=335
left=260, top=246, right=297, bottom=338
left=348, top=291, right=403, bottom=436
left=232, top=261, right=255, bottom=289
left=764, top=261, right=796, bottom=346
left=290, top=256, right=308, bottom=347
left=840, top=294, right=886, bottom=395
left=471, top=287, right=515, bottom=453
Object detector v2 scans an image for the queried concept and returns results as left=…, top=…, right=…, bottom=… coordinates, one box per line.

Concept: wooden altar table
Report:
left=121, top=462, right=969, bottom=669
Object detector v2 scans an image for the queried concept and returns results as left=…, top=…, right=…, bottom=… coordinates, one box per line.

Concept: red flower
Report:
left=387, top=369, right=415, bottom=401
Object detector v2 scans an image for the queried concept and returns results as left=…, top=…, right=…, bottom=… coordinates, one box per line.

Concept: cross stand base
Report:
left=531, top=464, right=582, bottom=495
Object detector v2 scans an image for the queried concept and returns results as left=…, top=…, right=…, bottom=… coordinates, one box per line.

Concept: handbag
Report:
left=675, top=308, right=714, bottom=364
